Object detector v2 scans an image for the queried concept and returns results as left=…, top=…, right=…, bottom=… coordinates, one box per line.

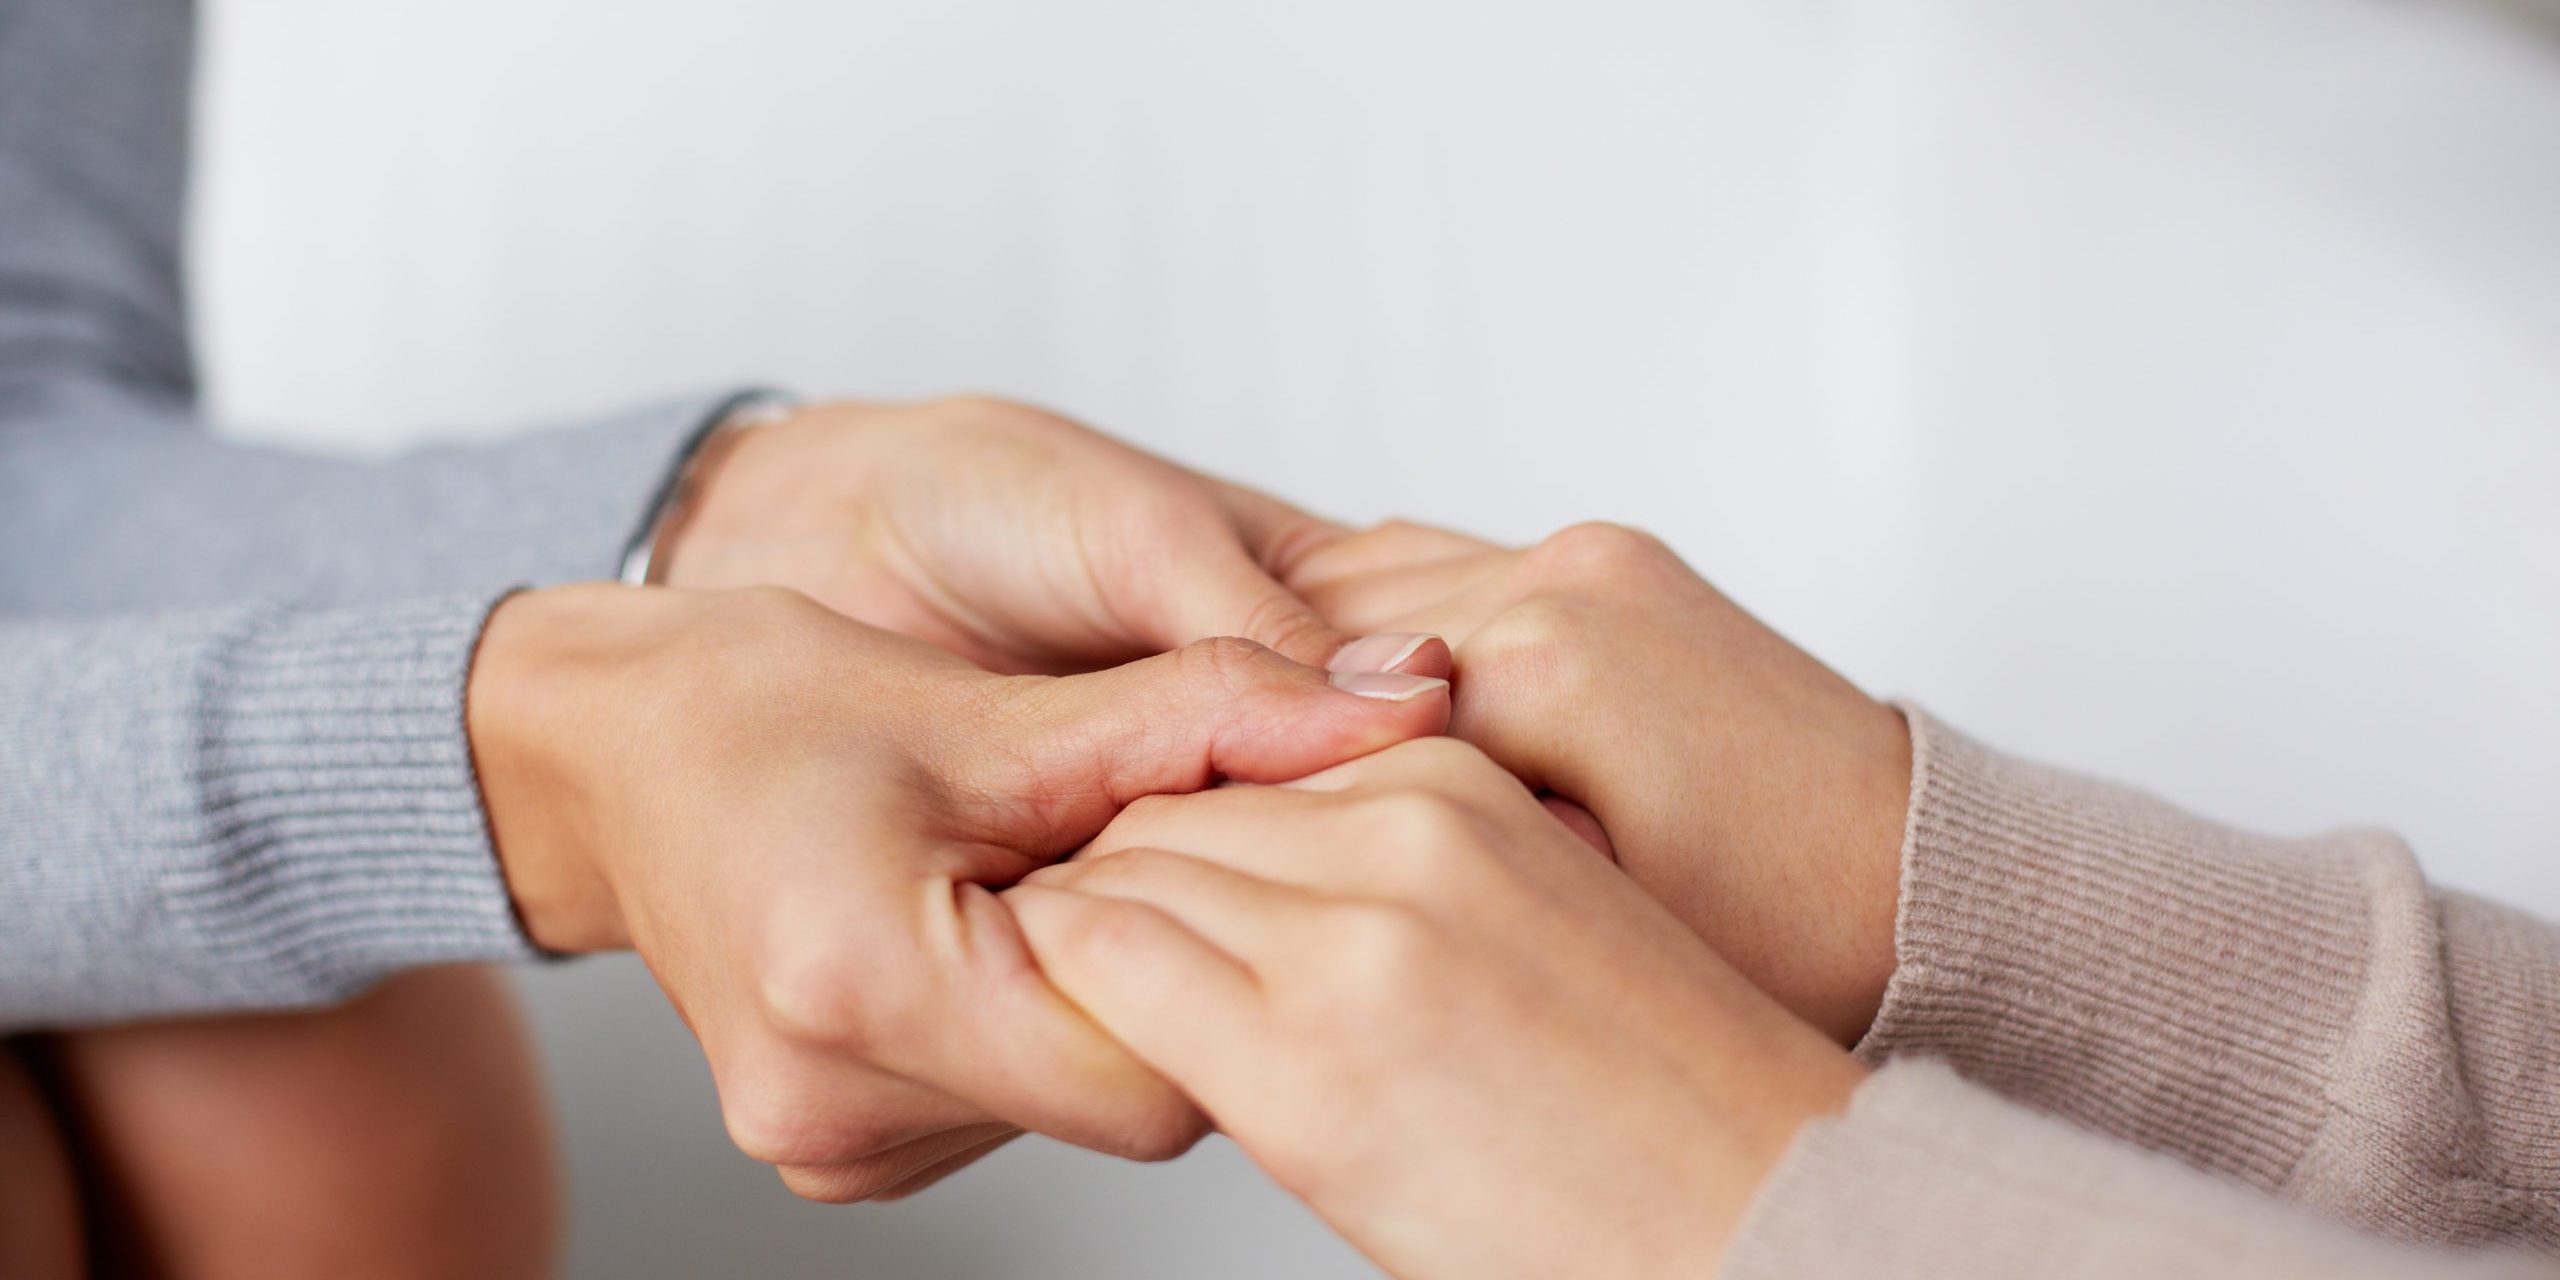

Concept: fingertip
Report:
left=1356, top=666, right=1454, bottom=739
left=954, top=879, right=1037, bottom=972
left=1071, top=633, right=1449, bottom=791
left=1002, top=880, right=1133, bottom=975
left=1206, top=660, right=1449, bottom=783
left=1393, top=635, right=1454, bottom=682
left=1324, top=671, right=1450, bottom=704
left=1323, top=632, right=1452, bottom=680
left=996, top=880, right=1077, bottom=948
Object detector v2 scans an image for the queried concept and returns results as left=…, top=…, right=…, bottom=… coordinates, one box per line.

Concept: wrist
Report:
left=1825, top=698, right=1913, bottom=1042
left=468, top=586, right=650, bottom=953
left=628, top=394, right=798, bottom=587
left=654, top=400, right=846, bottom=593
left=1688, top=997, right=1871, bottom=1263
left=649, top=417, right=759, bottom=586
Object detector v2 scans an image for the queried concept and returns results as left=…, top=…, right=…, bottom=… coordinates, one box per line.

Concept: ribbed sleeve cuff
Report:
left=1719, top=1061, right=2494, bottom=1280
left=1854, top=705, right=2391, bottom=1190
left=167, top=595, right=540, bottom=1000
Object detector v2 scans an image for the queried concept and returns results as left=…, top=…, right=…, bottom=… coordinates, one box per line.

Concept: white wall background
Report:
left=193, top=1, right=2560, bottom=1275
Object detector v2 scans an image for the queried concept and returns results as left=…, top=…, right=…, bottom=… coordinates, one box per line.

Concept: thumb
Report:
left=997, top=636, right=1452, bottom=842
left=1141, top=539, right=1354, bottom=668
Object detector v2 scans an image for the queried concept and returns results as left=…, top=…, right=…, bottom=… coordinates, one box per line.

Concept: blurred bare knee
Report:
left=43, top=966, right=558, bottom=1280
left=0, top=1042, right=84, bottom=1280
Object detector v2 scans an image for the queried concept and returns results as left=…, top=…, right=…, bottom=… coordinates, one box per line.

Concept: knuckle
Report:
left=753, top=939, right=882, bottom=1053
left=1256, top=512, right=1345, bottom=578
left=1050, top=844, right=1158, bottom=891
left=1347, top=778, right=1511, bottom=887
left=777, top=1162, right=899, bottom=1205
left=1109, top=1099, right=1215, bottom=1164
left=722, top=1073, right=914, bottom=1169
left=1101, top=792, right=1182, bottom=839
left=931, top=395, right=1092, bottom=448
left=1323, top=901, right=1441, bottom=988
left=1359, top=788, right=1480, bottom=851
left=1465, top=597, right=1603, bottom=705
left=1049, top=894, right=1162, bottom=966
left=1089, top=796, right=1172, bottom=854
left=1522, top=520, right=1673, bottom=588
left=932, top=392, right=1038, bottom=424
left=1237, top=593, right=1333, bottom=663
left=1468, top=595, right=1577, bottom=658
left=1394, top=734, right=1496, bottom=776
left=719, top=1076, right=818, bottom=1166
left=725, top=582, right=828, bottom=629
left=1177, top=634, right=1283, bottom=689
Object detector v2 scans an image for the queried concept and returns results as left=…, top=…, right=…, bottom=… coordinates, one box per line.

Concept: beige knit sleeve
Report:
left=1846, top=707, right=2560, bottom=1250
left=1720, top=1060, right=2560, bottom=1279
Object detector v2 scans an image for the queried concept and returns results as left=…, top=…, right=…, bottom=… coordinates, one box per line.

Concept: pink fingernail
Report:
left=1328, top=671, right=1450, bottom=702
left=1326, top=633, right=1435, bottom=675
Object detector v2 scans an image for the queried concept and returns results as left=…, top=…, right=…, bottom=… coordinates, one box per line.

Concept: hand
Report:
left=1009, top=739, right=1866, bottom=1280
left=660, top=396, right=1354, bottom=674
left=1279, top=521, right=1912, bottom=1043
left=465, top=583, right=1450, bottom=1200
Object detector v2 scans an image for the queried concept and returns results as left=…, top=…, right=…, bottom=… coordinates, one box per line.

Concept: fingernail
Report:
left=1326, top=632, right=1436, bottom=675
left=1328, top=671, right=1450, bottom=702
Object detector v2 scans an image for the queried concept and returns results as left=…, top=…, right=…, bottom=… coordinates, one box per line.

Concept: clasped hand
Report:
left=466, top=396, right=1907, bottom=1274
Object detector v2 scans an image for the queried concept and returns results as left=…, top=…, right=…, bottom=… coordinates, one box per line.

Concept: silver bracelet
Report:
left=618, top=392, right=797, bottom=586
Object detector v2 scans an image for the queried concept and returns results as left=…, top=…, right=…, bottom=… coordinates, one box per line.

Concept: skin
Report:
left=0, top=970, right=552, bottom=1280
left=0, top=1043, right=81, bottom=1279
left=469, top=581, right=1451, bottom=1202
left=1277, top=520, right=1915, bottom=1043
left=11, top=394, right=1908, bottom=1268
left=34, top=968, right=555, bottom=1280
left=661, top=395, right=1355, bottom=674
left=590, top=410, right=1908, bottom=1206
left=1011, top=738, right=1869, bottom=1280
left=0, top=392, right=1428, bottom=1267
left=606, top=392, right=1441, bottom=1197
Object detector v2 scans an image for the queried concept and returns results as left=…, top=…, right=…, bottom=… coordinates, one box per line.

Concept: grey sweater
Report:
left=0, top=0, right=738, bottom=1021
left=11, top=4, right=2560, bottom=1276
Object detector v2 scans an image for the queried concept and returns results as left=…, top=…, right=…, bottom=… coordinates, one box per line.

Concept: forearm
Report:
left=1865, top=707, right=2560, bottom=1247
left=0, top=598, right=537, bottom=1028
left=0, top=383, right=752, bottom=615
left=1722, top=1060, right=2560, bottom=1280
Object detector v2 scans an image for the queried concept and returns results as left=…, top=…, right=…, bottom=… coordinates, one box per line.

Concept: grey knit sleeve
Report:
left=0, top=383, right=758, bottom=616
left=1, top=0, right=759, bottom=615
left=0, top=0, right=762, bottom=1027
left=0, top=594, right=536, bottom=1027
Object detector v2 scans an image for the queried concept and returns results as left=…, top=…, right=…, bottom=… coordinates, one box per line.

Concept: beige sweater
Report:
left=1721, top=708, right=2560, bottom=1278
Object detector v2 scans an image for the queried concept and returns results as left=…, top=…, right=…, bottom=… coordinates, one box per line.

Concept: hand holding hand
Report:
left=1011, top=739, right=1865, bottom=1279
left=466, top=583, right=1449, bottom=1200
left=1282, top=521, right=1912, bottom=1042
left=661, top=396, right=1352, bottom=673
